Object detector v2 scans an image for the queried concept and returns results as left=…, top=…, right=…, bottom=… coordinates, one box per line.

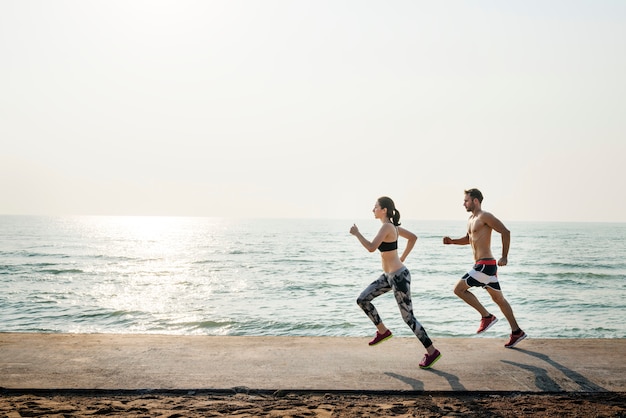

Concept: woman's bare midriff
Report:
left=381, top=251, right=404, bottom=274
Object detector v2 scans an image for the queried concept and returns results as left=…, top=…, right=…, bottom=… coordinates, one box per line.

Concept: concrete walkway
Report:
left=1, top=333, right=624, bottom=393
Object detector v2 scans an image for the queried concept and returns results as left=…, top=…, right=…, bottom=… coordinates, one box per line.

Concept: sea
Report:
left=1, top=216, right=624, bottom=339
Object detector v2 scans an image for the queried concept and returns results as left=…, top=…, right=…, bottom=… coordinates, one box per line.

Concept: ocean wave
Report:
left=1, top=216, right=625, bottom=339
left=38, top=268, right=84, bottom=275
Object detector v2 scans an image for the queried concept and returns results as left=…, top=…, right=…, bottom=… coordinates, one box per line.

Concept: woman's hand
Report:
left=350, top=224, right=359, bottom=235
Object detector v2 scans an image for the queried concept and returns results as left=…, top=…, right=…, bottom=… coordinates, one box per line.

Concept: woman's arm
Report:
left=398, top=227, right=417, bottom=262
left=350, top=223, right=392, bottom=252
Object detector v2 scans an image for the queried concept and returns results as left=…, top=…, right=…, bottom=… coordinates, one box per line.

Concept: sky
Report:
left=1, top=0, right=625, bottom=222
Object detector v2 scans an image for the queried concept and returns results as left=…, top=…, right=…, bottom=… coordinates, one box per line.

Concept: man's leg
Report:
left=453, top=279, right=490, bottom=317
left=486, top=287, right=520, bottom=332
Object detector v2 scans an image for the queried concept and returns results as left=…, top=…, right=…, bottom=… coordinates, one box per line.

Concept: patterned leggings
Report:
left=356, top=267, right=433, bottom=349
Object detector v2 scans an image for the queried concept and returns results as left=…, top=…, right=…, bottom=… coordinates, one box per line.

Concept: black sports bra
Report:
left=378, top=240, right=398, bottom=252
left=378, top=226, right=398, bottom=252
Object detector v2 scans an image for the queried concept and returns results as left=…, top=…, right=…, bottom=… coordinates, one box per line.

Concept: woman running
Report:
left=350, top=196, right=441, bottom=369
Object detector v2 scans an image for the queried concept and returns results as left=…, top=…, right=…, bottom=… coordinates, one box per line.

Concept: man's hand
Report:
left=498, top=257, right=508, bottom=266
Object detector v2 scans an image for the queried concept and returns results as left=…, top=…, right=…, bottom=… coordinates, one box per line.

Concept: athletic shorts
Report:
left=462, top=258, right=501, bottom=291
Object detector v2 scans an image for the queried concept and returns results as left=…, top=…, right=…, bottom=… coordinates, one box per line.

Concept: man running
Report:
left=443, top=188, right=527, bottom=348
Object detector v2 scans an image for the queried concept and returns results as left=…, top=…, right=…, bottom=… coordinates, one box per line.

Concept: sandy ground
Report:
left=1, top=391, right=625, bottom=417
left=2, top=335, right=625, bottom=416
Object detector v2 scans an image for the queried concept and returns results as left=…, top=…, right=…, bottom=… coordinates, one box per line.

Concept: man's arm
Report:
left=483, top=213, right=510, bottom=266
left=443, top=234, right=470, bottom=245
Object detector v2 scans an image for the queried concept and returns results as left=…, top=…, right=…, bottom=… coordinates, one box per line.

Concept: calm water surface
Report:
left=1, top=216, right=624, bottom=339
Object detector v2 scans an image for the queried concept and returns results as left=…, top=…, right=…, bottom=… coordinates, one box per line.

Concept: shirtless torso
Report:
left=468, top=211, right=496, bottom=261
left=443, top=196, right=510, bottom=266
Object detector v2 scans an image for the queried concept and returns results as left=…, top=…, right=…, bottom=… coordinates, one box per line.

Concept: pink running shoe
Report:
left=419, top=349, right=442, bottom=369
left=477, top=315, right=498, bottom=333
left=504, top=330, right=527, bottom=348
left=368, top=329, right=392, bottom=346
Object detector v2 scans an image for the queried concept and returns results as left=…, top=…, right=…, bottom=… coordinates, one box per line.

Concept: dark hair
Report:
left=377, top=196, right=401, bottom=226
left=465, top=188, right=484, bottom=203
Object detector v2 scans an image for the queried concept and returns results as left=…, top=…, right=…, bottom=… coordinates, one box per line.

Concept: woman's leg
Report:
left=391, top=268, right=434, bottom=351
left=357, top=273, right=391, bottom=330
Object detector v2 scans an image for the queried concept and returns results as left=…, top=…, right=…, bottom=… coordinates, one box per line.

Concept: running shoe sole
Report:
left=369, top=333, right=393, bottom=346
left=505, top=332, right=527, bottom=348
left=419, top=352, right=442, bottom=369
left=477, top=316, right=498, bottom=334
